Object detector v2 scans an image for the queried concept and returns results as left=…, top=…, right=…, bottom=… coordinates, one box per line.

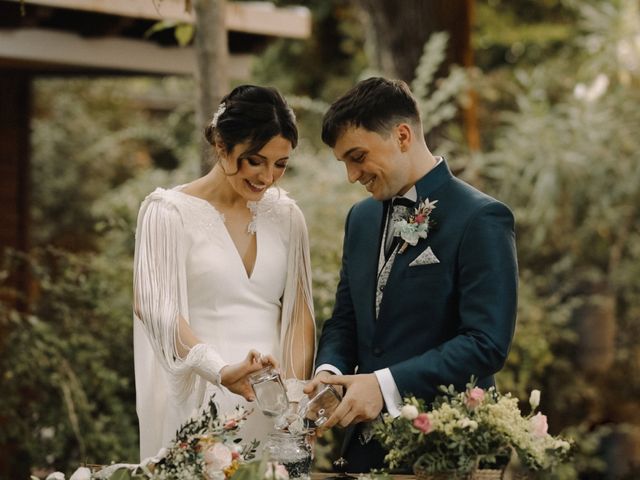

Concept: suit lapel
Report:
left=350, top=200, right=386, bottom=325
left=375, top=159, right=453, bottom=320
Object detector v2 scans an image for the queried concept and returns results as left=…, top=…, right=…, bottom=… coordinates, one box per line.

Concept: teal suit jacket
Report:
left=316, top=159, right=518, bottom=440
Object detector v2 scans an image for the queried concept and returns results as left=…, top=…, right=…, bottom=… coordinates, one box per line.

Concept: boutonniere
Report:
left=393, top=198, right=438, bottom=254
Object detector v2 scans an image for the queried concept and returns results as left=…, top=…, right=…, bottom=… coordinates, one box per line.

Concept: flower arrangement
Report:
left=393, top=198, right=438, bottom=254
left=373, top=380, right=572, bottom=478
left=41, top=396, right=260, bottom=480
left=146, top=397, right=258, bottom=480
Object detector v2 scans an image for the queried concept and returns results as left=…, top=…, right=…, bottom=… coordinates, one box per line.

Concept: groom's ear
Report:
left=396, top=122, right=413, bottom=153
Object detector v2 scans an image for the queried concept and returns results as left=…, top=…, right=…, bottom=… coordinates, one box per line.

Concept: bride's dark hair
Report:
left=204, top=85, right=298, bottom=170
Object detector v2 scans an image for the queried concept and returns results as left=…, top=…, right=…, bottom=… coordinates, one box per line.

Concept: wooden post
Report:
left=0, top=70, right=31, bottom=480
left=0, top=71, right=30, bottom=256
left=193, top=0, right=229, bottom=174
left=355, top=0, right=480, bottom=152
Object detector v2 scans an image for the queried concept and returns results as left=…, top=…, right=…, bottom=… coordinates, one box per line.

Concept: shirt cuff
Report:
left=315, top=364, right=342, bottom=376
left=374, top=368, right=402, bottom=418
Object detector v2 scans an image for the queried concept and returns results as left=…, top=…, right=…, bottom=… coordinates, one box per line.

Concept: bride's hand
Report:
left=220, top=349, right=278, bottom=401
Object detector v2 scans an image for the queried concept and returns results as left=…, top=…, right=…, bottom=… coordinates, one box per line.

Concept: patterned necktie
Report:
left=385, top=197, right=414, bottom=258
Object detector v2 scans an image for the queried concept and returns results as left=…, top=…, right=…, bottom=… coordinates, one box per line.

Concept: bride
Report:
left=133, top=85, right=316, bottom=460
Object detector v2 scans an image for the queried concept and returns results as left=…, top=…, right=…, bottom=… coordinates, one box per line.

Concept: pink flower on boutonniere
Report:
left=393, top=198, right=438, bottom=254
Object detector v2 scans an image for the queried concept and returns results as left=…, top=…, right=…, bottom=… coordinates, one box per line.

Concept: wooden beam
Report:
left=0, top=28, right=253, bottom=77
left=6, top=0, right=311, bottom=39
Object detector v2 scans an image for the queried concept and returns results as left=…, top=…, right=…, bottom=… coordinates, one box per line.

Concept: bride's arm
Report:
left=176, top=314, right=277, bottom=399
left=283, top=289, right=316, bottom=380
left=281, top=203, right=317, bottom=384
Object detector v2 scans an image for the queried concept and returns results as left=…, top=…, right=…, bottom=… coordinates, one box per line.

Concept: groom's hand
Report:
left=303, top=370, right=343, bottom=398
left=320, top=373, right=383, bottom=429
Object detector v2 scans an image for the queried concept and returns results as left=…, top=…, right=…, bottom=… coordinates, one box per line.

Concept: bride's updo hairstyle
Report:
left=204, top=85, right=298, bottom=172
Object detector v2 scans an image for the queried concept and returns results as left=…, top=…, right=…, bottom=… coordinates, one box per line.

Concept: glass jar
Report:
left=249, top=366, right=289, bottom=417
left=298, top=384, right=342, bottom=428
left=265, top=432, right=312, bottom=480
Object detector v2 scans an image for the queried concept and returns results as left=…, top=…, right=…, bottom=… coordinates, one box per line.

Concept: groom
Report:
left=304, top=77, right=518, bottom=472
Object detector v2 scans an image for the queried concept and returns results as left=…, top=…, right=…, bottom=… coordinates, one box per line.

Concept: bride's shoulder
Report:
left=138, top=186, right=202, bottom=221
left=255, top=187, right=303, bottom=218
left=142, top=185, right=196, bottom=208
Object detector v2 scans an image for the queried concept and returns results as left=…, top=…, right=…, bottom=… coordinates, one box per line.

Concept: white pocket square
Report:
left=409, top=246, right=440, bottom=267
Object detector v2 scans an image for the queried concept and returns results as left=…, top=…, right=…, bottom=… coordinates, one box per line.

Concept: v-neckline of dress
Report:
left=173, top=188, right=260, bottom=281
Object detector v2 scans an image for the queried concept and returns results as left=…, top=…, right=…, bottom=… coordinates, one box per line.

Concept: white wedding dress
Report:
left=133, top=186, right=314, bottom=460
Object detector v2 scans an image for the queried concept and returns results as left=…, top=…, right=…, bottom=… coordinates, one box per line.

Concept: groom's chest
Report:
left=346, top=201, right=457, bottom=311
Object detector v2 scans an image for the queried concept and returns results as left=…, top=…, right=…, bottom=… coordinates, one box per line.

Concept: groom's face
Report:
left=333, top=126, right=411, bottom=201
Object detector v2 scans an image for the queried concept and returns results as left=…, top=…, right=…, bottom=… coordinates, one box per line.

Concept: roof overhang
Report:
left=0, top=27, right=252, bottom=76
left=4, top=0, right=312, bottom=38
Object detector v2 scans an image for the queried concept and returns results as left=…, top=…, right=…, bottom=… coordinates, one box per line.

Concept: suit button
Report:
left=373, top=347, right=382, bottom=356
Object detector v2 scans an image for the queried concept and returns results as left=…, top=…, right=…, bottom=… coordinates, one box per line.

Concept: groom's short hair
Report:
left=321, top=77, right=421, bottom=147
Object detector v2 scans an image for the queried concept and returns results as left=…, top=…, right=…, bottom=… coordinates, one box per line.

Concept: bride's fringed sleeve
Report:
left=133, top=193, right=226, bottom=403
left=280, top=203, right=316, bottom=384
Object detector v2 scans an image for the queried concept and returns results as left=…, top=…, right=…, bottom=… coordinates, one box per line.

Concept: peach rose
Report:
left=204, top=442, right=233, bottom=472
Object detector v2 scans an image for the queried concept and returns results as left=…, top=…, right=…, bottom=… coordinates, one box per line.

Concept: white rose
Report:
left=46, top=473, right=66, bottom=480
left=204, top=442, right=233, bottom=472
left=529, top=389, right=541, bottom=411
left=69, top=467, right=91, bottom=480
left=400, top=405, right=419, bottom=420
left=457, top=418, right=478, bottom=431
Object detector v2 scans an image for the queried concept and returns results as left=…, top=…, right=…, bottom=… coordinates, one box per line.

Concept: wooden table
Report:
left=311, top=474, right=414, bottom=479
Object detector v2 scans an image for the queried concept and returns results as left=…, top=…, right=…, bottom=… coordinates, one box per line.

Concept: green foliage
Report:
left=466, top=1, right=640, bottom=476
left=475, top=0, right=577, bottom=69
left=0, top=248, right=137, bottom=477
left=411, top=32, right=470, bottom=135
left=145, top=21, right=195, bottom=47
left=31, top=77, right=197, bottom=250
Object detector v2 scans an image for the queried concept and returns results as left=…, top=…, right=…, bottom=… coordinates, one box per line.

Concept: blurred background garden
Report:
left=1, top=0, right=639, bottom=478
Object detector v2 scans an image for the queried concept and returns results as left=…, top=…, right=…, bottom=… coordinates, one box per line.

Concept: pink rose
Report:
left=204, top=442, right=233, bottom=472
left=530, top=412, right=548, bottom=437
left=413, top=413, right=432, bottom=433
left=415, top=214, right=426, bottom=224
left=465, top=387, right=485, bottom=409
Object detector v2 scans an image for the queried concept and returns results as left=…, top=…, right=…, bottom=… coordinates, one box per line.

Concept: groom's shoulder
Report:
left=448, top=176, right=514, bottom=220
left=348, top=196, right=381, bottom=220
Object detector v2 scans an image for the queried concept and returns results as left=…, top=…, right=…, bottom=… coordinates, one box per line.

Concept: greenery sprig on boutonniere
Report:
left=393, top=198, right=438, bottom=254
